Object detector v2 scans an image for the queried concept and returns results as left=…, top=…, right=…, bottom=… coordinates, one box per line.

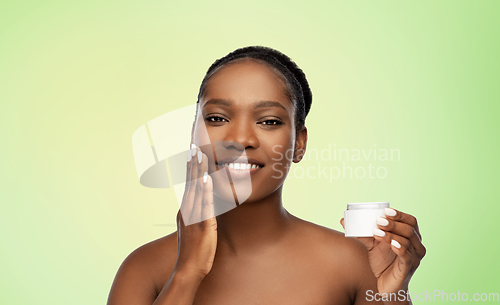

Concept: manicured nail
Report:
left=191, top=143, right=196, bottom=150
left=198, top=151, right=202, bottom=164
left=385, top=208, right=397, bottom=217
left=377, top=217, right=389, bottom=226
left=373, top=228, right=386, bottom=237
left=191, top=147, right=197, bottom=156
left=391, top=239, right=401, bottom=248
left=203, top=172, right=208, bottom=183
left=187, top=149, right=192, bottom=162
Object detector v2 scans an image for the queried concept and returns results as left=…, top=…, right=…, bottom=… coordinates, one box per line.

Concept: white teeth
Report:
left=219, top=163, right=261, bottom=170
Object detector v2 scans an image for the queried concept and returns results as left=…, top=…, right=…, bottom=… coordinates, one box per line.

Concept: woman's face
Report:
left=193, top=59, right=307, bottom=205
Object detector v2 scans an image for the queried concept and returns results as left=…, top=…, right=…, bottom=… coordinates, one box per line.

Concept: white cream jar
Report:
left=344, top=202, right=390, bottom=237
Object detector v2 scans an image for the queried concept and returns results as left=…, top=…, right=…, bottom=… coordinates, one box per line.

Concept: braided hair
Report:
left=196, top=46, right=312, bottom=135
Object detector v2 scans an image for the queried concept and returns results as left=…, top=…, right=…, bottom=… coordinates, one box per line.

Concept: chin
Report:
left=211, top=169, right=251, bottom=214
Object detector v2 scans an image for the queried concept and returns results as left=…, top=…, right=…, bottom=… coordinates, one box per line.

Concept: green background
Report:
left=1, top=0, right=499, bottom=303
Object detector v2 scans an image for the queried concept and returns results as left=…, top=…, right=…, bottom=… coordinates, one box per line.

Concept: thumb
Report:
left=340, top=217, right=345, bottom=229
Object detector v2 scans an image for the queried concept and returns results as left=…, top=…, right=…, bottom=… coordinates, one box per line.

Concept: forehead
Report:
left=201, top=59, right=293, bottom=110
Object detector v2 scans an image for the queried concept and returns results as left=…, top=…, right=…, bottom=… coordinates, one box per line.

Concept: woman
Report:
left=107, top=46, right=426, bottom=305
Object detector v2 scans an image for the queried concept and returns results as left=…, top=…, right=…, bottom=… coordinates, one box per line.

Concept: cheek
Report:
left=263, top=132, right=295, bottom=163
left=260, top=138, right=295, bottom=184
left=193, top=118, right=211, bottom=146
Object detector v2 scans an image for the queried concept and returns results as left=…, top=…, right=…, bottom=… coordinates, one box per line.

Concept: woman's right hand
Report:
left=173, top=144, right=217, bottom=282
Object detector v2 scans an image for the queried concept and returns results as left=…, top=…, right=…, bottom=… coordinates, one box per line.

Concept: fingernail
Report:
left=187, top=150, right=192, bottom=162
left=198, top=151, right=202, bottom=164
left=377, top=217, right=389, bottom=226
left=373, top=228, right=386, bottom=237
left=191, top=147, right=197, bottom=157
left=385, top=208, right=397, bottom=217
left=203, top=172, right=208, bottom=183
left=191, top=143, right=196, bottom=150
left=391, top=239, right=401, bottom=248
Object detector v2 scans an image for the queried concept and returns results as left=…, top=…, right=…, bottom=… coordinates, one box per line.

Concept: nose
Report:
left=222, top=118, right=260, bottom=151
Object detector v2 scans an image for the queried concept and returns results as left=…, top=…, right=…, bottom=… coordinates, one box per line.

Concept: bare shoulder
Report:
left=129, top=231, right=178, bottom=263
left=107, top=231, right=179, bottom=305
left=291, top=216, right=369, bottom=257
left=128, top=231, right=179, bottom=292
left=289, top=217, right=382, bottom=304
left=289, top=216, right=372, bottom=280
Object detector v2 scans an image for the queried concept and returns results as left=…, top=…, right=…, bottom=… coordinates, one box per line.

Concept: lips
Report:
left=215, top=156, right=264, bottom=178
left=216, top=156, right=264, bottom=168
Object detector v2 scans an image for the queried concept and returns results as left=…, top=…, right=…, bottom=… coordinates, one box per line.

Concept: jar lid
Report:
left=346, top=202, right=390, bottom=210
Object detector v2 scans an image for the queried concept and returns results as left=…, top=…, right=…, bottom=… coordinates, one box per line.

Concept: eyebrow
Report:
left=203, top=99, right=287, bottom=111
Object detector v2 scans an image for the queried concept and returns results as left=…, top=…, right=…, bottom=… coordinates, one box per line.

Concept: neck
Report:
left=214, top=185, right=293, bottom=257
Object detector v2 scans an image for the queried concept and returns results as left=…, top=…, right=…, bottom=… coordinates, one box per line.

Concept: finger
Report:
left=190, top=148, right=206, bottom=224
left=176, top=209, right=183, bottom=228
left=189, top=144, right=199, bottom=183
left=373, top=227, right=410, bottom=251
left=376, top=216, right=426, bottom=258
left=384, top=208, right=422, bottom=241
left=185, top=144, right=196, bottom=187
left=180, top=146, right=197, bottom=221
left=201, top=173, right=215, bottom=222
left=375, top=219, right=424, bottom=272
left=408, top=242, right=423, bottom=272
left=183, top=145, right=200, bottom=225
left=373, top=228, right=413, bottom=273
left=388, top=236, right=413, bottom=280
left=340, top=218, right=345, bottom=229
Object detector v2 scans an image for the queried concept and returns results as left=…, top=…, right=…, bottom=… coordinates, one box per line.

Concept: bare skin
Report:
left=107, top=59, right=425, bottom=305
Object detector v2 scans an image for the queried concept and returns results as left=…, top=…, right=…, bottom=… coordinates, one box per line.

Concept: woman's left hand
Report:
left=341, top=208, right=426, bottom=295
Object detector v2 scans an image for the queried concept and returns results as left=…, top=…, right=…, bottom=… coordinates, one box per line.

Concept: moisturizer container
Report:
left=344, top=202, right=390, bottom=237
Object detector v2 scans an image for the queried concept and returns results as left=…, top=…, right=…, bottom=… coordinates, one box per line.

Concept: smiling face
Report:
left=193, top=59, right=307, bottom=204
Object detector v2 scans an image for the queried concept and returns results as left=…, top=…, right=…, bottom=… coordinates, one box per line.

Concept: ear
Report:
left=293, top=126, right=308, bottom=163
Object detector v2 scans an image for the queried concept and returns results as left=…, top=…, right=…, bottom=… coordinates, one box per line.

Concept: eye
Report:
left=259, top=119, right=284, bottom=126
left=205, top=115, right=228, bottom=123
